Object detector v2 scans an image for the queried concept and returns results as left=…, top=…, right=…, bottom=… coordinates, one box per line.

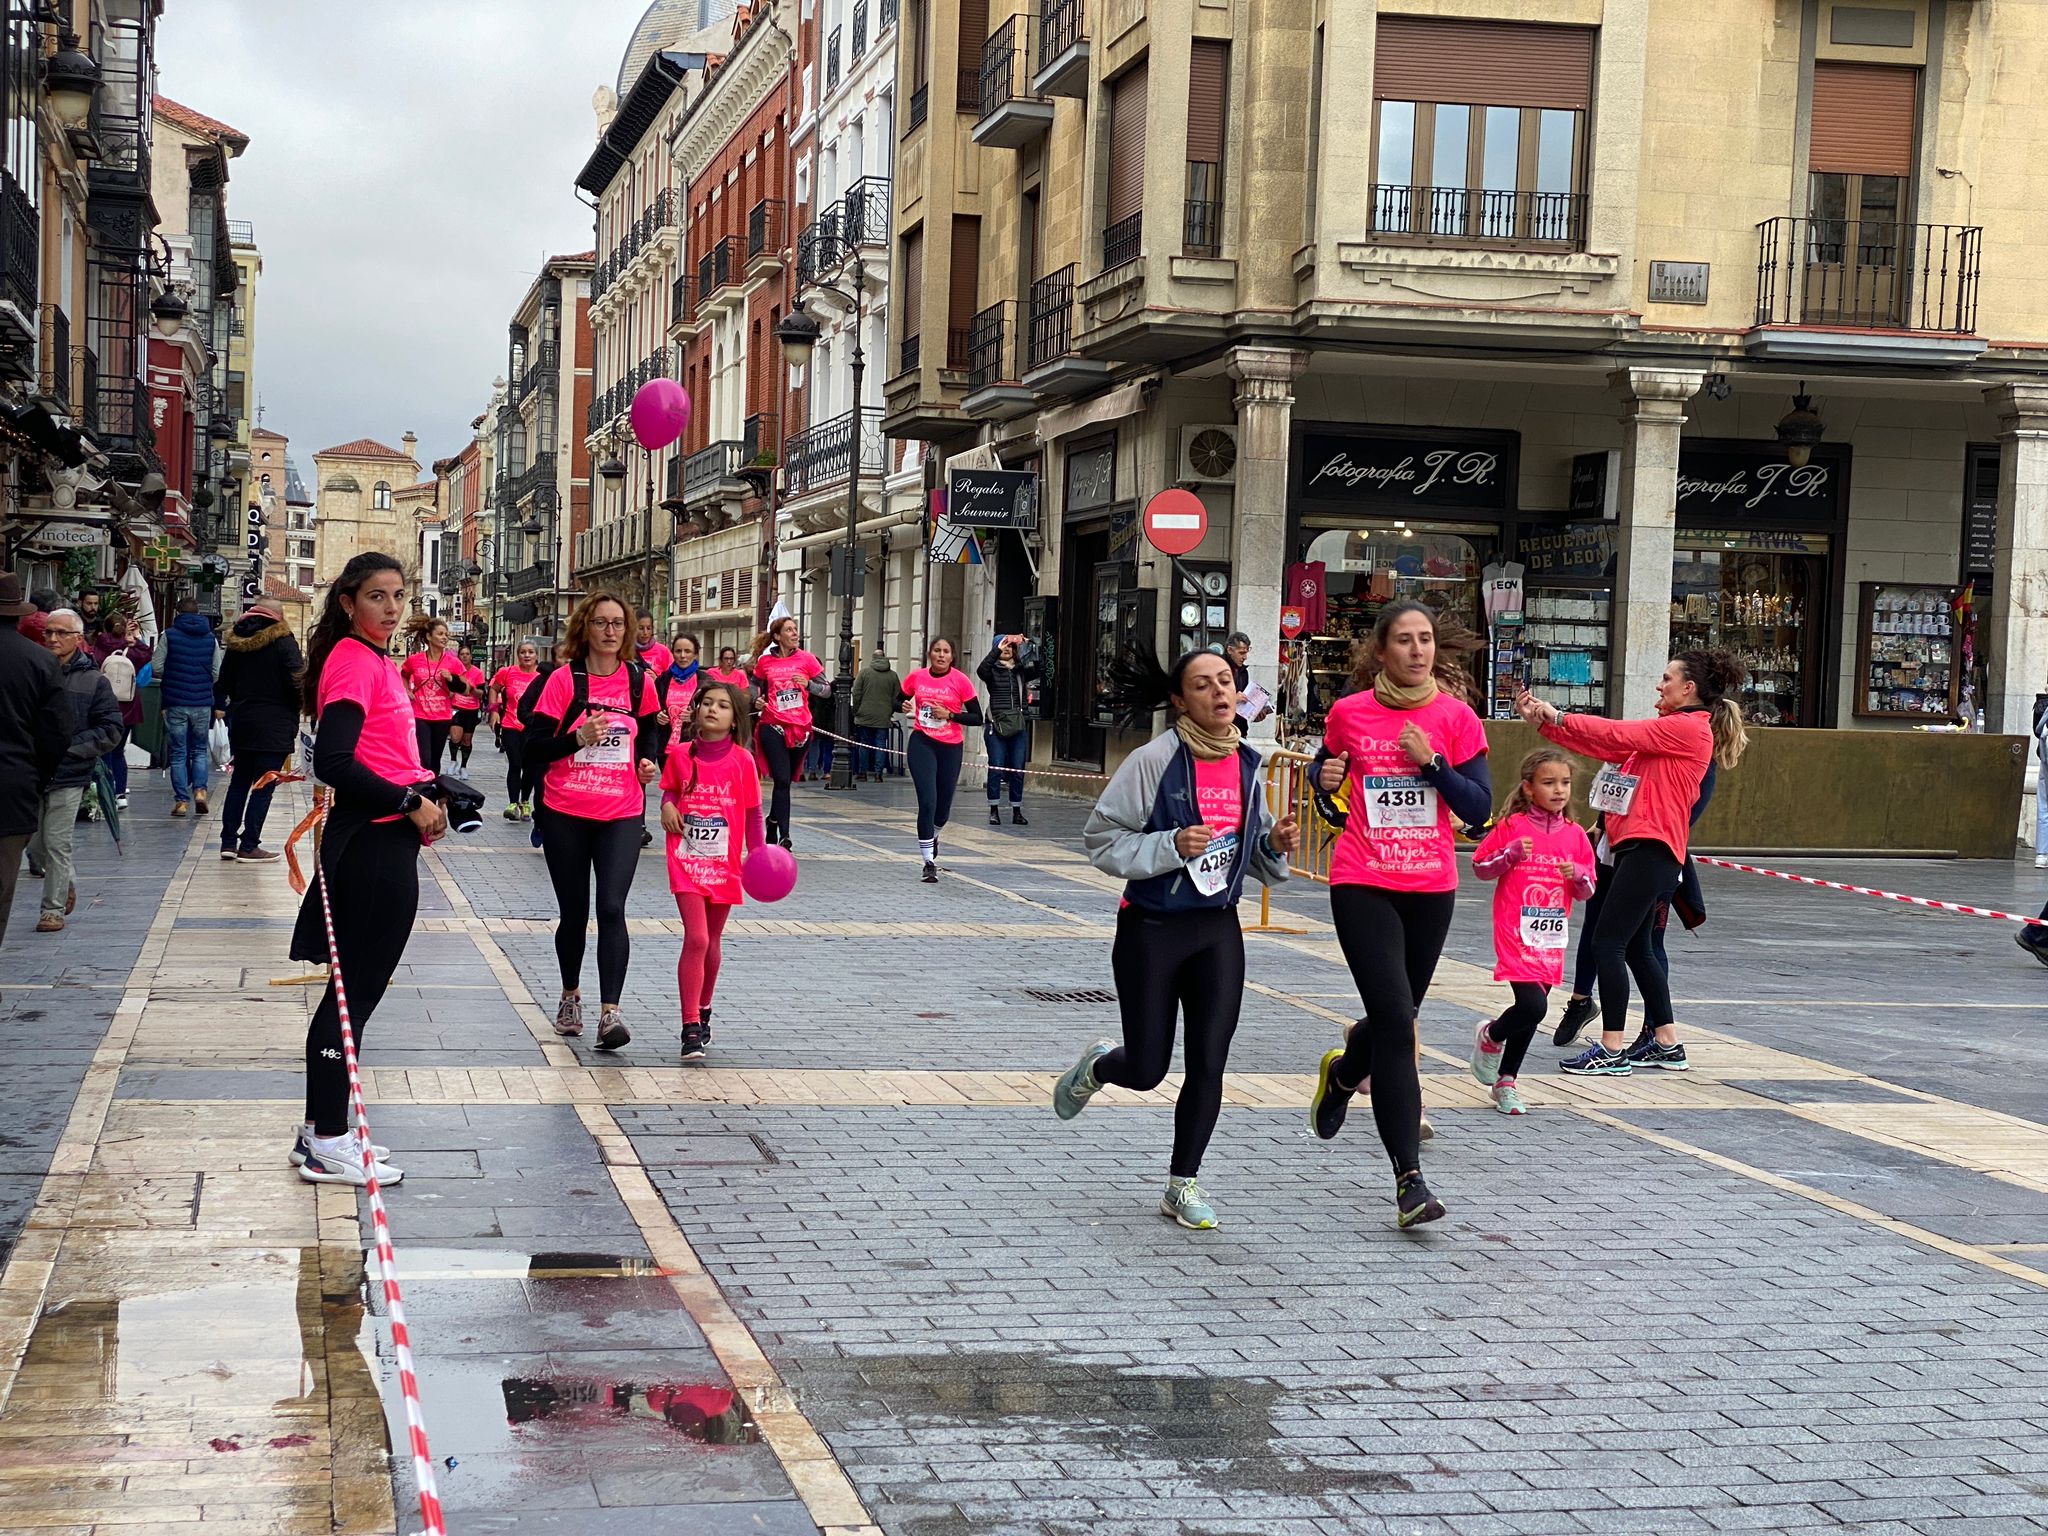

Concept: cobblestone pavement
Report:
left=2, top=739, right=2046, bottom=1534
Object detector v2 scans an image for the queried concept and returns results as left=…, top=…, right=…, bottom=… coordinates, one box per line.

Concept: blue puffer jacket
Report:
left=158, top=611, right=219, bottom=709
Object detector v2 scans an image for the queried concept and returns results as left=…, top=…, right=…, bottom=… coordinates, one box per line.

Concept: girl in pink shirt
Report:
left=750, top=618, right=823, bottom=848
left=399, top=617, right=465, bottom=773
left=901, top=638, right=983, bottom=882
left=1468, top=749, right=1597, bottom=1116
left=660, top=681, right=764, bottom=1061
left=521, top=593, right=663, bottom=1054
left=490, top=640, right=542, bottom=821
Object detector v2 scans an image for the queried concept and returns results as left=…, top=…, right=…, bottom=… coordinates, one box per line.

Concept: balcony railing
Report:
left=1184, top=161, right=1222, bottom=257
left=880, top=0, right=898, bottom=26
left=978, top=15, right=1042, bottom=123
left=698, top=234, right=744, bottom=297
left=38, top=305, right=69, bottom=409
left=1040, top=0, right=1081, bottom=65
left=1370, top=184, right=1587, bottom=249
left=505, top=561, right=553, bottom=598
left=1755, top=216, right=1981, bottom=334
left=908, top=82, right=928, bottom=130
left=684, top=441, right=746, bottom=502
left=957, top=65, right=982, bottom=112
left=783, top=406, right=886, bottom=499
left=851, top=0, right=868, bottom=60
left=1102, top=212, right=1142, bottom=271
left=798, top=212, right=843, bottom=288
left=75, top=348, right=99, bottom=438
left=899, top=334, right=920, bottom=374
left=841, top=176, right=891, bottom=248
left=1027, top=265, right=1074, bottom=370
left=743, top=410, right=780, bottom=467
left=519, top=342, right=558, bottom=402
left=512, top=453, right=558, bottom=508
left=0, top=172, right=38, bottom=320
left=827, top=26, right=842, bottom=90
left=966, top=300, right=1014, bottom=390
left=672, top=272, right=697, bottom=326
left=747, top=198, right=786, bottom=260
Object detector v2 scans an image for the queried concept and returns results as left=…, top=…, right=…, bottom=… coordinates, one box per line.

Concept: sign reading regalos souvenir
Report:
left=946, top=467, right=1040, bottom=529
left=1298, top=429, right=1516, bottom=511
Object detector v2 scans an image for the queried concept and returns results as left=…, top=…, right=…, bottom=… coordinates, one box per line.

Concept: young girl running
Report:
left=902, top=637, right=982, bottom=882
left=400, top=616, right=465, bottom=772
left=1468, top=749, right=1597, bottom=1115
left=751, top=618, right=823, bottom=849
left=659, top=681, right=762, bottom=1062
left=491, top=640, right=542, bottom=820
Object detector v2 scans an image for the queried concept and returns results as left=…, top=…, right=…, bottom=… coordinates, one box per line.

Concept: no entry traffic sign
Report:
left=1142, top=488, right=1208, bottom=556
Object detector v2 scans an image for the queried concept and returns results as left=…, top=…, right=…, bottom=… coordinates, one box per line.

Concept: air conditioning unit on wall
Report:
left=1180, top=425, right=1239, bottom=485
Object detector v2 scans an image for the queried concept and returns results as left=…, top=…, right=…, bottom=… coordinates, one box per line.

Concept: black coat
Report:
left=49, top=648, right=122, bottom=791
left=0, top=626, right=69, bottom=836
left=215, top=617, right=306, bottom=754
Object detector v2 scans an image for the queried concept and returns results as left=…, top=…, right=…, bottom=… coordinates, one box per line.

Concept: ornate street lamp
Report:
left=1775, top=386, right=1824, bottom=469
left=42, top=23, right=101, bottom=129
left=150, top=288, right=189, bottom=338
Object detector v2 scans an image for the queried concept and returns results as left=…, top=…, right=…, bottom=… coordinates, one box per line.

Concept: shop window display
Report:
left=1670, top=534, right=1824, bottom=727
left=1854, top=581, right=1959, bottom=720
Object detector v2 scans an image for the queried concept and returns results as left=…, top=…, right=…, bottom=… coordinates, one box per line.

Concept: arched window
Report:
left=373, top=481, right=392, bottom=510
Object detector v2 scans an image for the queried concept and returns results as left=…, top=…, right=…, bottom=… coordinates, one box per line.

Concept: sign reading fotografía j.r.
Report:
left=947, top=468, right=1039, bottom=529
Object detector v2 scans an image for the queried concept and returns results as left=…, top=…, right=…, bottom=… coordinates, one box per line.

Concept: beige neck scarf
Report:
left=1174, top=713, right=1240, bottom=762
left=1373, top=672, right=1440, bottom=711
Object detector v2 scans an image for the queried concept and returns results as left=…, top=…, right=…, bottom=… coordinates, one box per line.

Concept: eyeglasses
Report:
left=589, top=617, right=627, bottom=631
left=45, top=628, right=81, bottom=638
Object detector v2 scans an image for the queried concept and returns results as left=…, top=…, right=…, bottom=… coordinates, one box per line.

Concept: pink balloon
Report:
left=741, top=844, right=798, bottom=903
left=630, top=378, right=691, bottom=452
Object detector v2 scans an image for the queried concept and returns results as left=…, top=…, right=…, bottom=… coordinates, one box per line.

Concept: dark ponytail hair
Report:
left=1675, top=647, right=1750, bottom=768
left=1102, top=642, right=1229, bottom=732
left=1344, top=598, right=1483, bottom=706
left=303, top=552, right=405, bottom=717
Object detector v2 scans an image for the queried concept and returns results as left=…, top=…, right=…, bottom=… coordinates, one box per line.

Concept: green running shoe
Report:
left=1492, top=1079, right=1527, bottom=1116
left=1396, top=1171, right=1445, bottom=1229
left=1160, top=1177, right=1217, bottom=1230
left=1054, top=1040, right=1112, bottom=1120
left=1309, top=1047, right=1357, bottom=1140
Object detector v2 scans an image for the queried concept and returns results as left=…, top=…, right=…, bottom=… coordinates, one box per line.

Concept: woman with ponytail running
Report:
left=751, top=618, right=823, bottom=849
left=491, top=639, right=542, bottom=820
left=1516, top=647, right=1749, bottom=1075
left=399, top=616, right=464, bottom=773
left=1305, top=601, right=1492, bottom=1229
left=447, top=643, right=485, bottom=773
left=659, top=680, right=762, bottom=1062
left=523, top=593, right=663, bottom=1054
left=1051, top=648, right=1299, bottom=1231
left=291, top=553, right=446, bottom=1186
left=902, top=638, right=982, bottom=883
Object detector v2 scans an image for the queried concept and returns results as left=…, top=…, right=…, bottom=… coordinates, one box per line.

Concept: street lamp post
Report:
left=597, top=446, right=627, bottom=628
left=640, top=447, right=658, bottom=624
left=777, top=256, right=864, bottom=792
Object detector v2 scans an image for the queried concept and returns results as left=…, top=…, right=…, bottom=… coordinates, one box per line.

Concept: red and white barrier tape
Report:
left=1694, top=855, right=2046, bottom=930
left=310, top=802, right=446, bottom=1535
left=804, top=724, right=1118, bottom=784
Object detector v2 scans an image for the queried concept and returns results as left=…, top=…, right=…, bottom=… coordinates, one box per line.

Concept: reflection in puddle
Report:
left=501, top=1376, right=760, bottom=1444
left=379, top=1247, right=675, bottom=1281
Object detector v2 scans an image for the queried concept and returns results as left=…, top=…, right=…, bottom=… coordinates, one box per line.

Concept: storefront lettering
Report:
left=1308, top=448, right=1499, bottom=499
left=1676, top=461, right=1831, bottom=512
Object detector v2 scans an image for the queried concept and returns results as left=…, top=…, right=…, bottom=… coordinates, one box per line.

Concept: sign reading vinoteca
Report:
left=1298, top=430, right=1516, bottom=511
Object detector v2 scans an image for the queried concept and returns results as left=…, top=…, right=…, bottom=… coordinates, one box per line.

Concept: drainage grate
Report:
left=1022, top=987, right=1118, bottom=1004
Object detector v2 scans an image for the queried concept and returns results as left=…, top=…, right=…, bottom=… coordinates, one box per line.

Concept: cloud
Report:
left=157, top=0, right=652, bottom=468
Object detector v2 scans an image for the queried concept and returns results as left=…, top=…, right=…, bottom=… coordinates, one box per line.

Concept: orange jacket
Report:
left=1541, top=707, right=1713, bottom=862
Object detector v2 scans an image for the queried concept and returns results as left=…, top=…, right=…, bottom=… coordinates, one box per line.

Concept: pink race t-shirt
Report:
left=661, top=741, right=762, bottom=903
left=1473, top=810, right=1597, bottom=985
left=1325, top=689, right=1488, bottom=893
left=535, top=664, right=660, bottom=821
left=903, top=666, right=977, bottom=746
left=705, top=666, right=749, bottom=689
left=1192, top=753, right=1243, bottom=833
left=401, top=651, right=462, bottom=721
left=664, top=671, right=700, bottom=752
left=640, top=640, right=674, bottom=677
left=492, top=667, right=539, bottom=730
left=448, top=664, right=484, bottom=709
left=318, top=638, right=434, bottom=800
left=755, top=649, right=823, bottom=732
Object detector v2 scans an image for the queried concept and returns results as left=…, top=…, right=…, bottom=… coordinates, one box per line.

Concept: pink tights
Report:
left=675, top=892, right=733, bottom=1024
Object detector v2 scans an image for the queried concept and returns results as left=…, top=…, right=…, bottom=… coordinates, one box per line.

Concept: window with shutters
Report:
left=1369, top=16, right=1592, bottom=249
left=947, top=215, right=981, bottom=370
left=906, top=0, right=930, bottom=128
left=1184, top=42, right=1228, bottom=257
left=1104, top=62, right=1146, bottom=270
left=897, top=224, right=923, bottom=373
left=1801, top=62, right=1917, bottom=325
left=957, top=0, right=988, bottom=110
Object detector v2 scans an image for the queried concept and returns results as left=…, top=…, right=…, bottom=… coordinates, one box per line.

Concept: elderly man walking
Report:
left=31, top=608, right=122, bottom=932
left=0, top=576, right=69, bottom=980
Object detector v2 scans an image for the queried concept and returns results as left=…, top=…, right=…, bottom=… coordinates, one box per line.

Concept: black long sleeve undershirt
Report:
left=1310, top=743, right=1494, bottom=828
left=523, top=710, right=665, bottom=769
left=312, top=702, right=414, bottom=816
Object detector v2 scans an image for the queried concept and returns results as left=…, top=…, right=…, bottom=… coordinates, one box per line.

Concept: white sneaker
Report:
left=2036, top=853, right=2047, bottom=869
left=289, top=1128, right=389, bottom=1166
left=296, top=1133, right=403, bottom=1186
left=115, top=794, right=128, bottom=809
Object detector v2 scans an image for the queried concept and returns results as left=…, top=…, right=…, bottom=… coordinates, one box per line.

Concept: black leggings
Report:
left=1488, top=982, right=1549, bottom=1082
left=1590, top=840, right=1682, bottom=1036
left=1330, top=884, right=1456, bottom=1177
left=907, top=733, right=963, bottom=841
left=503, top=731, right=530, bottom=805
left=305, top=819, right=421, bottom=1137
left=1096, top=905, right=1244, bottom=1178
left=415, top=718, right=450, bottom=774
left=760, top=725, right=797, bottom=833
left=539, top=810, right=643, bottom=1006
left=1571, top=858, right=1672, bottom=996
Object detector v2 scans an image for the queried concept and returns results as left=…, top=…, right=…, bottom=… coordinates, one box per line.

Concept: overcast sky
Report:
left=157, top=0, right=656, bottom=475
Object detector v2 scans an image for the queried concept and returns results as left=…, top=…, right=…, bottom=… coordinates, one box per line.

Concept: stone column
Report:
left=1228, top=344, right=1308, bottom=744
left=1986, top=383, right=2048, bottom=736
left=1608, top=368, right=1703, bottom=716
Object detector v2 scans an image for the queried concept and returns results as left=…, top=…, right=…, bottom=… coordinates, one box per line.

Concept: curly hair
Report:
left=1675, top=646, right=1751, bottom=768
left=404, top=612, right=449, bottom=647
left=560, top=591, right=639, bottom=667
left=1345, top=599, right=1483, bottom=707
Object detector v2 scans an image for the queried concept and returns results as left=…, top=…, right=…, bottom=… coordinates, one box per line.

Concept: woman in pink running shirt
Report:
left=1467, top=748, right=1596, bottom=1117
left=705, top=646, right=749, bottom=689
left=521, top=593, right=663, bottom=1055
left=399, top=616, right=465, bottom=773
left=659, top=681, right=763, bottom=1062
left=901, top=638, right=982, bottom=883
left=749, top=617, right=822, bottom=849
left=490, top=639, right=542, bottom=820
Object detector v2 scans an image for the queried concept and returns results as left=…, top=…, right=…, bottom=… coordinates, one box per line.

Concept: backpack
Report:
left=561, top=659, right=649, bottom=734
left=102, top=651, right=137, bottom=703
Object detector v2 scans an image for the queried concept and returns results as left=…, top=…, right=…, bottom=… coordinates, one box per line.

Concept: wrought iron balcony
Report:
left=782, top=406, right=886, bottom=499
left=898, top=334, right=920, bottom=375
left=512, top=453, right=558, bottom=507
left=841, top=176, right=891, bottom=248
left=698, top=234, right=745, bottom=299
left=0, top=172, right=38, bottom=326
left=976, top=15, right=1052, bottom=147
left=747, top=198, right=785, bottom=262
left=1035, top=0, right=1088, bottom=96
left=671, top=273, right=698, bottom=327
left=1028, top=266, right=1073, bottom=371
left=683, top=440, right=746, bottom=503
left=966, top=301, right=1013, bottom=390
left=880, top=0, right=897, bottom=26
left=744, top=411, right=780, bottom=468
left=505, top=561, right=553, bottom=598
left=1102, top=212, right=1142, bottom=272
left=947, top=327, right=973, bottom=370
left=75, top=348, right=99, bottom=439
left=38, top=305, right=69, bottom=409
left=827, top=26, right=842, bottom=90
left=1370, top=184, right=1587, bottom=249
left=519, top=342, right=558, bottom=402
left=797, top=211, right=844, bottom=289
left=908, top=82, right=928, bottom=130
left=1754, top=216, right=1981, bottom=334
left=1184, top=161, right=1223, bottom=258
left=852, top=0, right=868, bottom=60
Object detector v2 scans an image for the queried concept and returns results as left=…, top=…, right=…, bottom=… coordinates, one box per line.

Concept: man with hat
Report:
left=0, top=576, right=69, bottom=974
left=212, top=594, right=305, bottom=862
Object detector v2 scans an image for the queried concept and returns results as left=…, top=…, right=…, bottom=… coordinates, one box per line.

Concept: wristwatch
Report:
left=398, top=786, right=424, bottom=815
left=1423, top=753, right=1447, bottom=776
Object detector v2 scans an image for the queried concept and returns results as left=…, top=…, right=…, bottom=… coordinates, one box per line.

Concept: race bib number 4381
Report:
left=1361, top=775, right=1437, bottom=830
